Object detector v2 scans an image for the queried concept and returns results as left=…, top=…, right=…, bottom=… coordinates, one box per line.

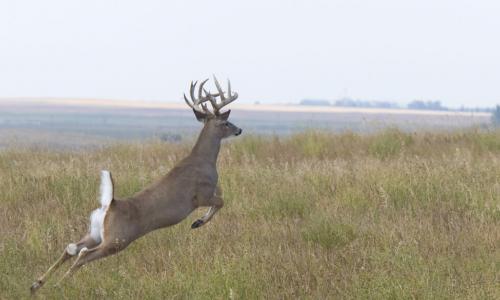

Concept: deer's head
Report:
left=184, top=76, right=242, bottom=139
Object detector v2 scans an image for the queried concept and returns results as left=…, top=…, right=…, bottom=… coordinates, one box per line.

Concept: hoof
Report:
left=30, top=280, right=43, bottom=294
left=191, top=219, right=204, bottom=229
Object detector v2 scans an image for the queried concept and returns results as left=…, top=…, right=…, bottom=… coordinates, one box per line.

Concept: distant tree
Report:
left=375, top=101, right=399, bottom=109
left=333, top=98, right=399, bottom=109
left=334, top=98, right=371, bottom=107
left=492, top=105, right=500, bottom=126
left=408, top=100, right=447, bottom=111
left=408, top=100, right=426, bottom=110
left=334, top=98, right=358, bottom=107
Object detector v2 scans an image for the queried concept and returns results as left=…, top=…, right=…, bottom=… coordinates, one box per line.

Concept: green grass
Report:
left=0, top=129, right=499, bottom=299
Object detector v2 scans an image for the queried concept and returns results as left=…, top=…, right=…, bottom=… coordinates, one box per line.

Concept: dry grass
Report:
left=0, top=129, right=499, bottom=299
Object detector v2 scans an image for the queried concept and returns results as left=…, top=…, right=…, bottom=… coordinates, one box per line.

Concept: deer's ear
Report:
left=218, top=110, right=231, bottom=121
left=193, top=109, right=207, bottom=122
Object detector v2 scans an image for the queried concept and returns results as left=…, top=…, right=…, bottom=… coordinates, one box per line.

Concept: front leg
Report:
left=191, top=186, right=224, bottom=229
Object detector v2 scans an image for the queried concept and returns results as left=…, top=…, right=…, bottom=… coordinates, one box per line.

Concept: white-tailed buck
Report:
left=31, top=76, right=242, bottom=293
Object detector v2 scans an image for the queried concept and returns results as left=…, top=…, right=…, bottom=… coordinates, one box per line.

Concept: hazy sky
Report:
left=1, top=0, right=499, bottom=107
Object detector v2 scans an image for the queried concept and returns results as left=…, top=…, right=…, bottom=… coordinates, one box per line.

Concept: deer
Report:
left=30, top=76, right=242, bottom=294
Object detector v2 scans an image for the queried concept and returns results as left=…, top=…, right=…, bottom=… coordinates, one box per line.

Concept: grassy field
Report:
left=0, top=129, right=499, bottom=299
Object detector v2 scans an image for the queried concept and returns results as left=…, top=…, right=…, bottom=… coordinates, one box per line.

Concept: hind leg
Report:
left=56, top=242, right=118, bottom=286
left=30, top=234, right=99, bottom=294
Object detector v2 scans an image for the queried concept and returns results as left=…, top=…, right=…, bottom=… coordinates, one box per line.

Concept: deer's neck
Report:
left=190, top=125, right=221, bottom=164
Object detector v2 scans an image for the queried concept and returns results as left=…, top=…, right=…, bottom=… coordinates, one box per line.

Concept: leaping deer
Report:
left=30, top=76, right=242, bottom=294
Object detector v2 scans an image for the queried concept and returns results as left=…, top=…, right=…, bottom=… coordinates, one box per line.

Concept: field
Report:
left=0, top=129, right=499, bottom=299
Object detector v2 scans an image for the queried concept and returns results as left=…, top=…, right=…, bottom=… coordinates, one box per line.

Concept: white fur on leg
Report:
left=66, top=243, right=77, bottom=256
left=55, top=247, right=90, bottom=287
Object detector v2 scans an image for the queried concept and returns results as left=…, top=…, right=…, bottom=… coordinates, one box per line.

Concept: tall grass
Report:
left=0, top=129, right=499, bottom=299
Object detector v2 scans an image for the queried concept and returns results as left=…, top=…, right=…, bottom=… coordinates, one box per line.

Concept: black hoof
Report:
left=31, top=280, right=43, bottom=294
left=191, top=219, right=204, bottom=229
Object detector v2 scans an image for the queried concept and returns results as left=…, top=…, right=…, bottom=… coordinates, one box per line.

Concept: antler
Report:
left=207, top=75, right=238, bottom=114
left=184, top=76, right=238, bottom=116
left=183, top=79, right=213, bottom=115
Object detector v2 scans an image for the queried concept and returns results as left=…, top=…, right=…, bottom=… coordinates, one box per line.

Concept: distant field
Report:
left=0, top=130, right=499, bottom=299
left=0, top=98, right=491, bottom=148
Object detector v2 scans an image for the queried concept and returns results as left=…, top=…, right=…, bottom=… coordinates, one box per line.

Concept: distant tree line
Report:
left=299, top=99, right=331, bottom=106
left=299, top=98, right=497, bottom=114
left=299, top=98, right=399, bottom=108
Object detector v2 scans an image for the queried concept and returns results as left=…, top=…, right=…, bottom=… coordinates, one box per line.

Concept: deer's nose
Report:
left=235, top=129, right=242, bottom=136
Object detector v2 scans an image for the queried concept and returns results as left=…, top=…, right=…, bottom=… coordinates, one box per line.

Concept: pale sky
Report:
left=1, top=0, right=499, bottom=107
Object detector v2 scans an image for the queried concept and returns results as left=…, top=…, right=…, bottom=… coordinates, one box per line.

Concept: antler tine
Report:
left=203, top=88, right=219, bottom=111
left=198, top=79, right=210, bottom=103
left=189, top=81, right=197, bottom=104
left=226, top=79, right=238, bottom=104
left=184, top=80, right=214, bottom=115
left=201, top=103, right=211, bottom=114
left=183, top=93, right=193, bottom=108
left=210, top=75, right=239, bottom=113
left=213, top=75, right=226, bottom=101
left=184, top=80, right=196, bottom=109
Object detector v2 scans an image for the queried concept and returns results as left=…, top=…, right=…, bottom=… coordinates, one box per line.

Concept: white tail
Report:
left=99, top=170, right=113, bottom=207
